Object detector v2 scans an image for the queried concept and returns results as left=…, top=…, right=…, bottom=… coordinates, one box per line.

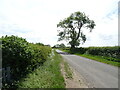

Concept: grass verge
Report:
left=17, top=50, right=65, bottom=88
left=63, top=60, right=73, bottom=79
left=75, top=53, right=119, bottom=67
left=59, top=49, right=119, bottom=67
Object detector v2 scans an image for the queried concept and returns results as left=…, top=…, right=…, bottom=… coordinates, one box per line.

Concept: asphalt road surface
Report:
left=56, top=49, right=118, bottom=88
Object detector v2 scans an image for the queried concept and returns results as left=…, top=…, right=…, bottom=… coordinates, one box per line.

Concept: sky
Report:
left=0, top=0, right=119, bottom=47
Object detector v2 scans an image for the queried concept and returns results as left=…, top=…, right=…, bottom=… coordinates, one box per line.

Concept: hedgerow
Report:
left=86, top=46, right=119, bottom=60
left=1, top=35, right=51, bottom=87
left=66, top=46, right=120, bottom=62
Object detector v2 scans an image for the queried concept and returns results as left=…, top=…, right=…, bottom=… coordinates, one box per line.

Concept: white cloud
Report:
left=0, top=0, right=119, bottom=46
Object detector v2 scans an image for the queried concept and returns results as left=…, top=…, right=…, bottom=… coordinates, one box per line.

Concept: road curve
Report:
left=56, top=49, right=118, bottom=88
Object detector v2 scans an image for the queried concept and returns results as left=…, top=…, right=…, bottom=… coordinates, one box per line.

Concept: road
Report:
left=56, top=49, right=118, bottom=88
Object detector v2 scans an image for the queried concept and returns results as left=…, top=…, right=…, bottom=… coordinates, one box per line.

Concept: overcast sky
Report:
left=0, top=0, right=119, bottom=47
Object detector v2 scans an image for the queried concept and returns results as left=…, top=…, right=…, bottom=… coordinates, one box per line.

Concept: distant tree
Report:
left=53, top=43, right=66, bottom=48
left=53, top=44, right=59, bottom=48
left=59, top=43, right=66, bottom=48
left=57, top=11, right=96, bottom=49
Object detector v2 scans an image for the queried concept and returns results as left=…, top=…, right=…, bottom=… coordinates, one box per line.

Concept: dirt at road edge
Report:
left=60, top=59, right=88, bottom=88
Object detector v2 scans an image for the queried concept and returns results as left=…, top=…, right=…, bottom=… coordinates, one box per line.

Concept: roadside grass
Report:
left=63, top=60, right=73, bottom=79
left=57, top=48, right=73, bottom=79
left=75, top=53, right=119, bottom=67
left=59, top=49, right=119, bottom=67
left=17, top=50, right=65, bottom=88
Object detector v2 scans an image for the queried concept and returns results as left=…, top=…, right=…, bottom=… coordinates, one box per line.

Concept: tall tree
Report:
left=57, top=11, right=96, bottom=49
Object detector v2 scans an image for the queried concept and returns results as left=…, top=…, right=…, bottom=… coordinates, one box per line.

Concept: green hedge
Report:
left=1, top=35, right=51, bottom=82
left=29, top=43, right=52, bottom=69
left=86, top=46, right=119, bottom=59
left=71, top=47, right=88, bottom=54
left=67, top=46, right=120, bottom=62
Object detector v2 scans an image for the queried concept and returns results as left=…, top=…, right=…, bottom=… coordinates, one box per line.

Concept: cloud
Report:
left=99, top=34, right=113, bottom=40
left=0, top=0, right=119, bottom=46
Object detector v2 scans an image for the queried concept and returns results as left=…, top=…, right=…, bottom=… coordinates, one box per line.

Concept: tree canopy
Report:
left=53, top=43, right=66, bottom=48
left=57, top=11, right=96, bottom=49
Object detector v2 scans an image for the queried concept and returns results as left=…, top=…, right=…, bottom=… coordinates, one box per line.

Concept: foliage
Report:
left=1, top=35, right=51, bottom=87
left=57, top=11, right=95, bottom=48
left=77, top=54, right=119, bottom=67
left=70, top=47, right=88, bottom=54
left=2, top=35, right=31, bottom=72
left=17, top=50, right=65, bottom=88
left=35, top=42, right=44, bottom=46
left=60, top=46, right=120, bottom=63
left=28, top=44, right=52, bottom=69
left=59, top=46, right=120, bottom=66
left=59, top=43, right=66, bottom=48
left=86, top=46, right=119, bottom=60
left=53, top=43, right=66, bottom=48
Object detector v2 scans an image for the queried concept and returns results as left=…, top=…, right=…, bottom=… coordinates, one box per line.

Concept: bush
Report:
left=86, top=46, right=119, bottom=59
left=28, top=43, right=51, bottom=69
left=1, top=35, right=52, bottom=86
left=68, top=47, right=87, bottom=54
left=64, top=46, right=120, bottom=62
left=73, top=47, right=88, bottom=54
left=1, top=35, right=32, bottom=75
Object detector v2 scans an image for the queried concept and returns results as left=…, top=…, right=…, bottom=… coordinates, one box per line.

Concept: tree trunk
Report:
left=71, top=45, right=75, bottom=49
left=70, top=44, right=75, bottom=53
left=76, top=22, right=83, bottom=40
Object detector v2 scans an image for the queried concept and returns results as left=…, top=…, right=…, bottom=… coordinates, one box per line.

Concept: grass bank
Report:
left=63, top=61, right=73, bottom=79
left=75, top=54, right=119, bottom=67
left=59, top=48, right=119, bottom=67
left=17, top=50, right=65, bottom=88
